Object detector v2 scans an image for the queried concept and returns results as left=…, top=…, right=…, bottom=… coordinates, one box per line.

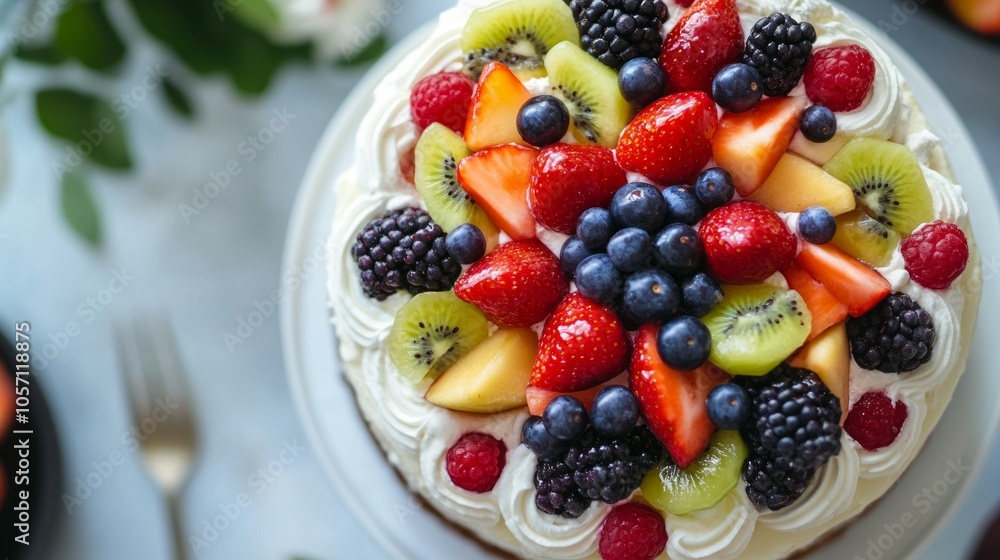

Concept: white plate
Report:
left=281, top=13, right=1000, bottom=560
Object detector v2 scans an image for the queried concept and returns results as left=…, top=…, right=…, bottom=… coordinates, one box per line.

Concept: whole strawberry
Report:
left=531, top=294, right=630, bottom=392
left=528, top=144, right=627, bottom=234
left=454, top=240, right=569, bottom=328
left=660, top=0, right=744, bottom=94
left=617, top=92, right=718, bottom=186
left=699, top=201, right=797, bottom=285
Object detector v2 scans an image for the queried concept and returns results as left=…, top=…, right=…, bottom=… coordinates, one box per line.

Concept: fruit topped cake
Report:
left=327, top=0, right=982, bottom=558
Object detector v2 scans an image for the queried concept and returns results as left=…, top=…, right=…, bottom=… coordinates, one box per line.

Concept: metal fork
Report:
left=116, top=312, right=198, bottom=560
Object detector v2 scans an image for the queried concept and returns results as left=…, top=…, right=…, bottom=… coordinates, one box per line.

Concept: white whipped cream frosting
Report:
left=327, top=1, right=982, bottom=558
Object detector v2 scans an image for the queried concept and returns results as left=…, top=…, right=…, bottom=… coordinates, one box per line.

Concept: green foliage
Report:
left=55, top=0, right=127, bottom=72
left=13, top=44, right=67, bottom=66
left=60, top=173, right=102, bottom=247
left=335, top=34, right=390, bottom=68
left=35, top=88, right=133, bottom=170
left=162, top=78, right=195, bottom=118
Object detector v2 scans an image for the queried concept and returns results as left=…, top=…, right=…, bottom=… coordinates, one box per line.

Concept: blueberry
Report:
left=522, top=416, right=571, bottom=460
left=577, top=208, right=614, bottom=251
left=575, top=254, right=624, bottom=305
left=706, top=383, right=751, bottom=430
left=653, top=224, right=704, bottom=277
left=610, top=183, right=668, bottom=233
left=662, top=185, right=707, bottom=226
left=618, top=57, right=667, bottom=109
left=590, top=386, right=640, bottom=437
left=560, top=236, right=593, bottom=279
left=800, top=105, right=837, bottom=143
left=623, top=269, right=680, bottom=324
left=517, top=95, right=571, bottom=147
left=712, top=63, right=763, bottom=114
left=607, top=227, right=652, bottom=273
left=656, top=316, right=712, bottom=371
left=680, top=272, right=724, bottom=317
left=543, top=396, right=589, bottom=441
left=445, top=223, right=486, bottom=264
left=694, top=168, right=736, bottom=210
left=798, top=206, right=837, bottom=244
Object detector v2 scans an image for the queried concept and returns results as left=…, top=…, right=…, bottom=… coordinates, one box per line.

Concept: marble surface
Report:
left=0, top=1, right=996, bottom=559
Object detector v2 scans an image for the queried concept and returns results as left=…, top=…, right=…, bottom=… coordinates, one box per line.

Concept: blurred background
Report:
left=0, top=0, right=997, bottom=559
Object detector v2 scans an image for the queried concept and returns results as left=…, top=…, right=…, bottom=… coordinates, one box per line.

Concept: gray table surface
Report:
left=0, top=1, right=996, bottom=559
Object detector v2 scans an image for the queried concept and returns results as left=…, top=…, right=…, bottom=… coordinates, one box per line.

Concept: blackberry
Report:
left=565, top=425, right=663, bottom=504
left=569, top=0, right=670, bottom=69
left=742, top=12, right=817, bottom=96
left=534, top=460, right=593, bottom=518
left=742, top=442, right=816, bottom=511
left=847, top=292, right=935, bottom=373
left=738, top=365, right=842, bottom=472
left=351, top=208, right=460, bottom=301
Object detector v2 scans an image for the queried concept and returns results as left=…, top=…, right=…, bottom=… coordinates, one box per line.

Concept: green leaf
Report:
left=35, top=88, right=133, bottom=170
left=60, top=173, right=102, bottom=246
left=13, top=44, right=67, bottom=66
left=88, top=102, right=133, bottom=169
left=36, top=88, right=95, bottom=141
left=230, top=0, right=281, bottom=32
left=162, top=77, right=195, bottom=119
left=335, top=34, right=390, bottom=68
left=55, top=1, right=127, bottom=72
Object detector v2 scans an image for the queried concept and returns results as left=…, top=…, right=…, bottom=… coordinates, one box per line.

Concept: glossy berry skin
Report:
left=619, top=57, right=667, bottom=109
left=712, top=63, right=764, bottom=114
left=410, top=71, right=475, bottom=133
left=560, top=236, right=593, bottom=279
left=446, top=432, right=507, bottom=493
left=543, top=396, right=589, bottom=441
left=662, top=185, right=707, bottom=226
left=657, top=315, right=712, bottom=370
left=590, top=385, right=641, bottom=437
left=529, top=144, right=628, bottom=234
left=653, top=224, right=704, bottom=277
left=804, top=45, right=877, bottom=113
left=623, top=270, right=680, bottom=325
left=445, top=223, right=487, bottom=264
left=800, top=105, right=838, bottom=143
left=680, top=272, right=724, bottom=317
left=578, top=207, right=615, bottom=251
left=706, top=383, right=751, bottom=430
left=694, top=167, right=736, bottom=210
left=610, top=183, right=668, bottom=233
left=798, top=206, right=837, bottom=244
left=598, top=502, right=668, bottom=560
left=576, top=254, right=625, bottom=305
left=844, top=392, right=909, bottom=451
left=607, top=228, right=653, bottom=273
left=517, top=95, right=571, bottom=147
left=700, top=201, right=798, bottom=285
left=522, top=416, right=571, bottom=460
left=901, top=221, right=970, bottom=290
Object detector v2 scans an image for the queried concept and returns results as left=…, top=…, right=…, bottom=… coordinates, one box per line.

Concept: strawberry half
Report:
left=528, top=143, right=626, bottom=234
left=630, top=325, right=730, bottom=468
left=458, top=144, right=539, bottom=240
left=782, top=262, right=849, bottom=340
left=796, top=242, right=891, bottom=318
left=699, top=201, right=798, bottom=285
left=454, top=239, right=569, bottom=328
left=616, top=92, right=718, bottom=186
left=530, top=294, right=630, bottom=393
left=465, top=62, right=532, bottom=152
left=661, top=0, right=744, bottom=94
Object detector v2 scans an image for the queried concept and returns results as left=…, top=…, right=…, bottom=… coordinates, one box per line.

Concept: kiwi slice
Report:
left=831, top=209, right=901, bottom=268
left=460, top=0, right=580, bottom=81
left=641, top=431, right=748, bottom=516
left=414, top=123, right=500, bottom=240
left=544, top=42, right=634, bottom=149
left=823, top=137, right=933, bottom=236
left=388, top=291, right=490, bottom=383
left=701, top=285, right=812, bottom=377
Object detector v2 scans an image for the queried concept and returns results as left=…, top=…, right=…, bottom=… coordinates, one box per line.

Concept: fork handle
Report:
left=167, top=491, right=189, bottom=560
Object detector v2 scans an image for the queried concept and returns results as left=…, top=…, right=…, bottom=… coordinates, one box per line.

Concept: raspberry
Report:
left=410, top=72, right=475, bottom=134
left=844, top=392, right=909, bottom=451
left=599, top=503, right=667, bottom=560
left=804, top=45, right=877, bottom=112
left=446, top=433, right=507, bottom=493
left=901, top=221, right=970, bottom=290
